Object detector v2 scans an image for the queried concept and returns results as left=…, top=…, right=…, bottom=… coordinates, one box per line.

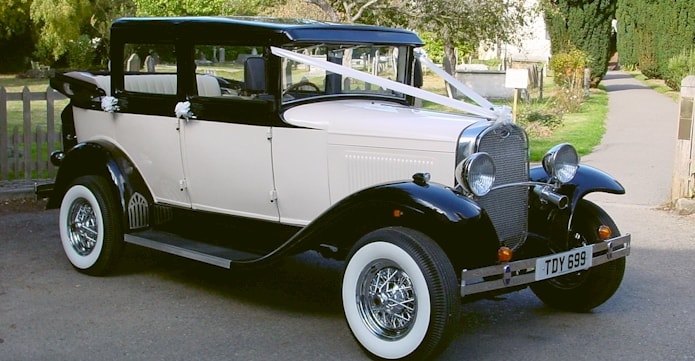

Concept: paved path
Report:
left=583, top=71, right=679, bottom=207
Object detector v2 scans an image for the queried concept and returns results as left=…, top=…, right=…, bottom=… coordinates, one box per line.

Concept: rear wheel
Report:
left=342, top=227, right=459, bottom=360
left=531, top=200, right=626, bottom=312
left=59, top=176, right=123, bottom=276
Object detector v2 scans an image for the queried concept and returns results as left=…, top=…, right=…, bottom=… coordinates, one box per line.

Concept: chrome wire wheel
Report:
left=357, top=260, right=416, bottom=341
left=66, top=198, right=99, bottom=256
left=342, top=227, right=459, bottom=360
left=59, top=176, right=123, bottom=276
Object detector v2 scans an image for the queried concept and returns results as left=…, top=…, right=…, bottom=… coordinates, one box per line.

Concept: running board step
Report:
left=124, top=230, right=260, bottom=269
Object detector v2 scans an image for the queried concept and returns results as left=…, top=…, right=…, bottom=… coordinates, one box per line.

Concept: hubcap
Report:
left=67, top=198, right=98, bottom=256
left=357, top=260, right=416, bottom=340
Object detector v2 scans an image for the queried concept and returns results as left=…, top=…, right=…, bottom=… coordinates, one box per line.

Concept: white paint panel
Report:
left=328, top=146, right=455, bottom=204
left=272, top=128, right=330, bottom=225
left=283, top=100, right=480, bottom=146
left=181, top=120, right=279, bottom=221
left=73, top=108, right=191, bottom=207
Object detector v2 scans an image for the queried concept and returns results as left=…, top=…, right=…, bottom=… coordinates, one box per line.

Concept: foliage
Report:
left=302, top=0, right=534, bottom=77
left=133, top=0, right=269, bottom=16
left=549, top=48, right=588, bottom=88
left=616, top=0, right=695, bottom=81
left=548, top=47, right=588, bottom=112
left=526, top=87, right=608, bottom=161
left=543, top=0, right=616, bottom=86
left=65, top=35, right=96, bottom=69
left=516, top=101, right=563, bottom=139
left=0, top=0, right=32, bottom=40
left=406, top=0, right=535, bottom=76
left=262, top=0, right=332, bottom=20
left=30, top=0, right=92, bottom=62
left=663, top=48, right=695, bottom=91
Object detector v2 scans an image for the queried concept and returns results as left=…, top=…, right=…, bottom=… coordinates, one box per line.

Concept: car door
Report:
left=111, top=42, right=192, bottom=208
left=179, top=44, right=279, bottom=221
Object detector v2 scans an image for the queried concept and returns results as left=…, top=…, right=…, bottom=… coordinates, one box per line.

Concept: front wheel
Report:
left=59, top=175, right=123, bottom=276
left=531, top=200, right=626, bottom=312
left=342, top=227, right=459, bottom=360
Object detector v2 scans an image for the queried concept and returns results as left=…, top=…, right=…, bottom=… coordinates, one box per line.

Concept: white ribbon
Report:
left=175, top=101, right=193, bottom=119
left=100, top=96, right=119, bottom=112
left=416, top=50, right=495, bottom=111
left=271, top=46, right=496, bottom=119
left=492, top=105, right=513, bottom=125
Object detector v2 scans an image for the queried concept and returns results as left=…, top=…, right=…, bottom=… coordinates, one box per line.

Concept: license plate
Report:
left=535, top=245, right=593, bottom=281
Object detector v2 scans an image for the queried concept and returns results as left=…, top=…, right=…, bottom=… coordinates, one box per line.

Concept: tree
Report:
left=298, top=0, right=534, bottom=79
left=543, top=0, right=617, bottom=85
left=406, top=0, right=534, bottom=76
left=134, top=0, right=271, bottom=16
left=27, top=0, right=135, bottom=66
left=0, top=0, right=35, bottom=71
left=617, top=0, right=695, bottom=79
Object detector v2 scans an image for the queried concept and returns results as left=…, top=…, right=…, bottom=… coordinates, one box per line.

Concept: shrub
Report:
left=549, top=48, right=588, bottom=112
left=549, top=48, right=588, bottom=89
left=663, top=48, right=695, bottom=91
left=517, top=102, right=563, bottom=138
left=65, top=35, right=97, bottom=70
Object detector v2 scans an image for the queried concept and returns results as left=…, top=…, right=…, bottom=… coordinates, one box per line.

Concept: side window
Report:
left=123, top=43, right=177, bottom=95
left=193, top=44, right=265, bottom=97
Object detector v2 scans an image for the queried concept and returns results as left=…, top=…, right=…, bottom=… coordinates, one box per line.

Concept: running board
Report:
left=124, top=230, right=260, bottom=269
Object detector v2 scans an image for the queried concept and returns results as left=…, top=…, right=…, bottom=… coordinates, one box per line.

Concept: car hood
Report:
left=282, top=99, right=486, bottom=149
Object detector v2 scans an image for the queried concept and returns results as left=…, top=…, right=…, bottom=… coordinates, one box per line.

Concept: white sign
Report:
left=505, top=69, right=529, bottom=89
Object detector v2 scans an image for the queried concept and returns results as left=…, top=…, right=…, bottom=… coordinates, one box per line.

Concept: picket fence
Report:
left=0, top=86, right=66, bottom=181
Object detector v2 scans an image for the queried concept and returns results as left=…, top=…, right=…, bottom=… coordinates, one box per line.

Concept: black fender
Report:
left=530, top=164, right=625, bottom=212
left=236, top=180, right=500, bottom=271
left=527, top=164, right=624, bottom=251
left=47, top=141, right=152, bottom=231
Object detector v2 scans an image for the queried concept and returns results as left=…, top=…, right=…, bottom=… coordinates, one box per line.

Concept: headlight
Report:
left=456, top=152, right=496, bottom=196
left=542, top=143, right=579, bottom=183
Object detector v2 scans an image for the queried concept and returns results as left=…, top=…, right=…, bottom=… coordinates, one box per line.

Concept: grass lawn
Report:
left=420, top=69, right=608, bottom=162
left=624, top=70, right=680, bottom=101
left=526, top=88, right=607, bottom=160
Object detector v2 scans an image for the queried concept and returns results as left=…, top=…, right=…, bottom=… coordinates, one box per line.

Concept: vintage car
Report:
left=42, top=16, right=630, bottom=360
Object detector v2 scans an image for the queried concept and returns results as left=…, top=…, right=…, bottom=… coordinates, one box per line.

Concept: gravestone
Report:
left=126, top=53, right=141, bottom=72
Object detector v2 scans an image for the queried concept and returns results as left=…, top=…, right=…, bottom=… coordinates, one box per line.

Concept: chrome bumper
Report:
left=460, top=234, right=631, bottom=297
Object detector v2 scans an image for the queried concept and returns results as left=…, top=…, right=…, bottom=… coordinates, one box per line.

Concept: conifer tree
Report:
left=544, top=0, right=617, bottom=86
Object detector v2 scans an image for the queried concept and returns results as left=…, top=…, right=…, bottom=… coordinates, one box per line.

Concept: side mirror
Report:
left=244, top=57, right=266, bottom=93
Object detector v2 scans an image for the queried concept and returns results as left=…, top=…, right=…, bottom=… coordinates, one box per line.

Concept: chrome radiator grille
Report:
left=476, top=124, right=529, bottom=250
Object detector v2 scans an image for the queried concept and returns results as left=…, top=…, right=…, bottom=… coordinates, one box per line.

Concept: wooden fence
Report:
left=0, top=86, right=66, bottom=181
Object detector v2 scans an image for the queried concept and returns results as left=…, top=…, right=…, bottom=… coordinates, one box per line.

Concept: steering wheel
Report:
left=283, top=81, right=321, bottom=95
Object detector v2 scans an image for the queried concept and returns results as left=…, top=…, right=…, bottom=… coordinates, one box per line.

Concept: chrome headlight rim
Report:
left=542, top=143, right=579, bottom=183
left=456, top=152, right=496, bottom=197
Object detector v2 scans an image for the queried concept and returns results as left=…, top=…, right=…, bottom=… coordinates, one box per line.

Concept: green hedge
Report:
left=617, top=0, right=695, bottom=79
left=544, top=0, right=617, bottom=86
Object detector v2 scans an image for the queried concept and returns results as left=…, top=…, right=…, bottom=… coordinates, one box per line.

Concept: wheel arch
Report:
left=47, top=141, right=152, bottom=232
left=530, top=164, right=625, bottom=212
left=284, top=180, right=500, bottom=272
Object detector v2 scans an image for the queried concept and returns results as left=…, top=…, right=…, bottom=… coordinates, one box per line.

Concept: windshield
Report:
left=281, top=44, right=409, bottom=104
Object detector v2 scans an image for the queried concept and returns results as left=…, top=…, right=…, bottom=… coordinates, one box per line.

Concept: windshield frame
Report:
left=279, top=42, right=412, bottom=106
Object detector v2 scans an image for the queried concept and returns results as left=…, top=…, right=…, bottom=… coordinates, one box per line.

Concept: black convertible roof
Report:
left=111, top=16, right=424, bottom=46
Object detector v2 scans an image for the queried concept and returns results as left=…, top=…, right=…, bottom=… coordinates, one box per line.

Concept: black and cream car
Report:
left=43, top=17, right=630, bottom=360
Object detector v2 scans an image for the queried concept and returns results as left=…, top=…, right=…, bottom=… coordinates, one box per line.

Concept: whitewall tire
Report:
left=59, top=176, right=123, bottom=275
left=342, top=227, right=459, bottom=360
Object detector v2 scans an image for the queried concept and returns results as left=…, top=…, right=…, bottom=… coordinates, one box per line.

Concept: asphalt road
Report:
left=0, top=199, right=694, bottom=361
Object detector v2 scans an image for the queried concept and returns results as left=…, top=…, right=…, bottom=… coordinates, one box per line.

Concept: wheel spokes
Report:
left=359, top=262, right=416, bottom=339
left=67, top=199, right=99, bottom=256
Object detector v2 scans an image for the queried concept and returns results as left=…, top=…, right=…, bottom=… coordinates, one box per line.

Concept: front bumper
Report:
left=460, top=234, right=631, bottom=297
